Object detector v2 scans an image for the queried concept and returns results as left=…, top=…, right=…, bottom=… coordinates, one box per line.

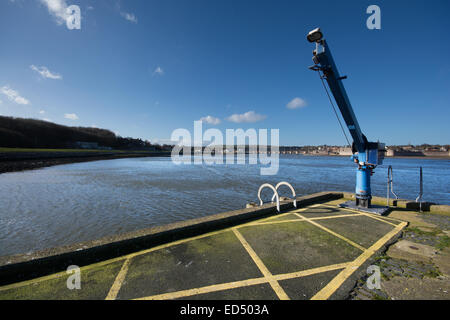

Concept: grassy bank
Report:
left=0, top=147, right=155, bottom=153
left=0, top=148, right=171, bottom=174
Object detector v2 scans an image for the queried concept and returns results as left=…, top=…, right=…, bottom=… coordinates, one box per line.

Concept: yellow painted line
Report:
left=274, top=262, right=349, bottom=281
left=311, top=221, right=407, bottom=300
left=124, top=229, right=228, bottom=260
left=294, top=212, right=366, bottom=252
left=359, top=212, right=398, bottom=227
left=320, top=203, right=404, bottom=225
left=248, top=219, right=304, bottom=226
left=0, top=254, right=129, bottom=292
left=105, top=257, right=132, bottom=300
left=291, top=204, right=341, bottom=214
left=253, top=212, right=293, bottom=223
left=135, top=262, right=349, bottom=300
left=291, top=204, right=321, bottom=212
left=248, top=214, right=363, bottom=227
left=309, top=213, right=364, bottom=221
left=0, top=272, right=68, bottom=292
left=136, top=276, right=269, bottom=300
left=232, top=228, right=290, bottom=300
left=248, top=206, right=313, bottom=224
left=245, top=205, right=316, bottom=224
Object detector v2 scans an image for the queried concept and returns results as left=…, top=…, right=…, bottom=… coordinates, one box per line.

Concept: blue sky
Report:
left=1, top=0, right=449, bottom=146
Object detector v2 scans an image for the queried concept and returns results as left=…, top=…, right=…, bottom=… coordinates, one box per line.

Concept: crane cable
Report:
left=316, top=70, right=352, bottom=147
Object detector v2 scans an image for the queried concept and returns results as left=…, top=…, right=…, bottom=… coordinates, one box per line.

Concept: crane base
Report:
left=339, top=200, right=390, bottom=216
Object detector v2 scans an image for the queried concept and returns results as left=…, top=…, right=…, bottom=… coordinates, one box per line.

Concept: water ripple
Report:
left=1, top=155, right=449, bottom=256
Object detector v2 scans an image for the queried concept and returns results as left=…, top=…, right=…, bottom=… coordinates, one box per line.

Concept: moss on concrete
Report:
left=0, top=260, right=123, bottom=300
left=315, top=215, right=395, bottom=249
left=300, top=206, right=354, bottom=218
left=116, top=231, right=263, bottom=300
left=238, top=221, right=361, bottom=275
left=436, top=236, right=450, bottom=251
left=176, top=283, right=279, bottom=300
left=257, top=213, right=301, bottom=223
left=278, top=269, right=342, bottom=300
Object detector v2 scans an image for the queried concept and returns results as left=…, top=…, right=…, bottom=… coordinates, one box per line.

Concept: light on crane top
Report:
left=307, top=28, right=323, bottom=43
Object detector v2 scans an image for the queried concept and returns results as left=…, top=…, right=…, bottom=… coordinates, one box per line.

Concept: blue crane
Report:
left=307, top=28, right=385, bottom=210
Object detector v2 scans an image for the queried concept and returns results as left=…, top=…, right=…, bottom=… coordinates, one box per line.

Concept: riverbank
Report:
left=2, top=149, right=448, bottom=175
left=0, top=148, right=171, bottom=174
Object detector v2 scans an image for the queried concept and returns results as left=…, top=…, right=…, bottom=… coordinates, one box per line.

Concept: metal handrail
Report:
left=387, top=165, right=398, bottom=207
left=271, top=181, right=297, bottom=208
left=258, top=183, right=280, bottom=212
left=415, top=166, right=423, bottom=212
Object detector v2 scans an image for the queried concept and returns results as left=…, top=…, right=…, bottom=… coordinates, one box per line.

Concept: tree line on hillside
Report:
left=0, top=116, right=159, bottom=150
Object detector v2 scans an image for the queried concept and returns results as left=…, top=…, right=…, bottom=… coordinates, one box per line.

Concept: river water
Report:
left=1, top=155, right=449, bottom=257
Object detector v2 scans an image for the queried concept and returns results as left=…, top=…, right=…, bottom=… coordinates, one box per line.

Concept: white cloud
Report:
left=30, top=65, right=62, bottom=80
left=42, top=118, right=52, bottom=122
left=199, top=115, right=221, bottom=125
left=153, top=66, right=164, bottom=76
left=39, top=110, right=45, bottom=114
left=40, top=0, right=70, bottom=25
left=64, top=113, right=78, bottom=120
left=226, top=111, right=267, bottom=123
left=286, top=97, right=307, bottom=109
left=121, top=12, right=137, bottom=23
left=0, top=86, right=30, bottom=105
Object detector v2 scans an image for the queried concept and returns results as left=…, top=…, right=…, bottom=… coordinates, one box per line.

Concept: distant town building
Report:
left=338, top=147, right=353, bottom=156
left=74, top=141, right=112, bottom=150
left=74, top=141, right=99, bottom=149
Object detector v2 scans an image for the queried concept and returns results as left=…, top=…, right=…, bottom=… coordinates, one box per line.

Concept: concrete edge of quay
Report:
left=341, top=192, right=450, bottom=214
left=0, top=191, right=343, bottom=286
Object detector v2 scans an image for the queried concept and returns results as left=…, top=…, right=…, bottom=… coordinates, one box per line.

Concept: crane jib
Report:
left=307, top=28, right=386, bottom=209
left=314, top=41, right=365, bottom=152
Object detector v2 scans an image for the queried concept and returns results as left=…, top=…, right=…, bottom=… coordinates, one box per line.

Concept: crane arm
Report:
left=307, top=28, right=385, bottom=209
left=310, top=39, right=366, bottom=153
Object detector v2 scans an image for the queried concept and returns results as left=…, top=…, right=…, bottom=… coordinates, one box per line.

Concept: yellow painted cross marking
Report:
left=294, top=212, right=366, bottom=251
left=135, top=262, right=349, bottom=300
left=320, top=203, right=403, bottom=226
left=311, top=221, right=407, bottom=300
left=136, top=276, right=269, bottom=300
left=232, top=228, right=290, bottom=300
left=273, top=262, right=349, bottom=281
